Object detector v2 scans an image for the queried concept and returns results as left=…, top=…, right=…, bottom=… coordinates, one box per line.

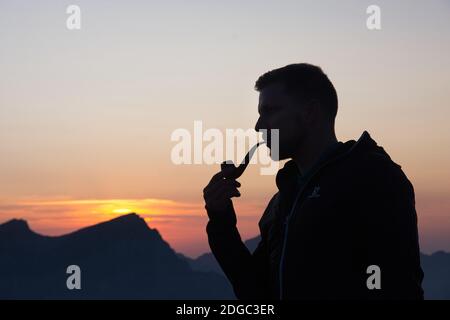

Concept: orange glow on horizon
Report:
left=1, top=194, right=448, bottom=257
left=0, top=197, right=266, bottom=257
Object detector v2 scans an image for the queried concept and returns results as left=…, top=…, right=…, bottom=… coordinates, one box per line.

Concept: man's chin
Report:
left=267, top=147, right=286, bottom=161
left=272, top=154, right=288, bottom=161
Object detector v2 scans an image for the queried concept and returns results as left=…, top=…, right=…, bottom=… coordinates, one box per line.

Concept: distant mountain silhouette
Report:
left=185, top=237, right=260, bottom=276
left=187, top=236, right=450, bottom=300
left=0, top=213, right=233, bottom=299
left=421, top=251, right=450, bottom=299
left=2, top=215, right=448, bottom=300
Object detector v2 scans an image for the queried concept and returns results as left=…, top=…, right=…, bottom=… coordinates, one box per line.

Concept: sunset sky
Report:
left=1, top=0, right=450, bottom=257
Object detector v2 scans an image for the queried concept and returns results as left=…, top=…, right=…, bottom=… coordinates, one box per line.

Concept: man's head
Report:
left=254, top=63, right=338, bottom=160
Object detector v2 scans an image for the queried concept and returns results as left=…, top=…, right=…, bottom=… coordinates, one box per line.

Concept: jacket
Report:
left=206, top=131, right=424, bottom=299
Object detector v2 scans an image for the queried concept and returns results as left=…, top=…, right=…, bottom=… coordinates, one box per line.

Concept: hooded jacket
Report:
left=206, top=131, right=424, bottom=300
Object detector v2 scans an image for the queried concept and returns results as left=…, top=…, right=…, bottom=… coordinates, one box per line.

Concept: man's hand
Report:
left=203, top=171, right=241, bottom=222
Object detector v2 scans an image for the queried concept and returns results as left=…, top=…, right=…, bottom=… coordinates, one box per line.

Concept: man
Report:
left=203, top=63, right=424, bottom=299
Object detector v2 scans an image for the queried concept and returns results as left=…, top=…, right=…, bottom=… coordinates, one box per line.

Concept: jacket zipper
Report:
left=278, top=180, right=311, bottom=299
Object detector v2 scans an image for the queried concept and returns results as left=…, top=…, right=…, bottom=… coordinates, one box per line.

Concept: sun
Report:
left=112, top=208, right=133, bottom=214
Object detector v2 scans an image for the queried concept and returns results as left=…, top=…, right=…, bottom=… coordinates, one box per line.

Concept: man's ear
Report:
left=304, top=99, right=320, bottom=124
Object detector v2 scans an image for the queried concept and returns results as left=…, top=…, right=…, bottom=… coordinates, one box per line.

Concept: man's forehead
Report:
left=258, top=82, right=288, bottom=104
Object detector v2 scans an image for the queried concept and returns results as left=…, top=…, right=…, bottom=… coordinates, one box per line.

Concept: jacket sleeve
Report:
left=205, top=199, right=274, bottom=299
left=359, top=161, right=424, bottom=299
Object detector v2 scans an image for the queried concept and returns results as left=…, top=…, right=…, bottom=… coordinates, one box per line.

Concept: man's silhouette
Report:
left=203, top=63, right=424, bottom=299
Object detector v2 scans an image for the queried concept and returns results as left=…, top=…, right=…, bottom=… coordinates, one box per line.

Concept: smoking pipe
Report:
left=220, top=142, right=265, bottom=180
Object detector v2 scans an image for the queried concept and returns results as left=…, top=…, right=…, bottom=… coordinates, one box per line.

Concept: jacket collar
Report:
left=275, top=131, right=376, bottom=192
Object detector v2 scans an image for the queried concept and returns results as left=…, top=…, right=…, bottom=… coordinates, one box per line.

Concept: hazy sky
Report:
left=1, top=0, right=449, bottom=257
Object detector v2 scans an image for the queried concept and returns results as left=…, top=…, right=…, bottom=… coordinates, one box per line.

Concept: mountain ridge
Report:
left=0, top=213, right=233, bottom=299
left=2, top=215, right=449, bottom=300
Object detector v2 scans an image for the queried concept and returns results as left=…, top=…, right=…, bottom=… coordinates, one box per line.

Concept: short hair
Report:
left=254, top=63, right=338, bottom=119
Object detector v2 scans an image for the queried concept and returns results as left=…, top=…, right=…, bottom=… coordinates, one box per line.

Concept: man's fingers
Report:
left=210, top=171, right=225, bottom=184
left=205, top=179, right=240, bottom=196
left=203, top=169, right=241, bottom=192
left=205, top=184, right=241, bottom=205
left=202, top=172, right=224, bottom=194
left=203, top=179, right=240, bottom=199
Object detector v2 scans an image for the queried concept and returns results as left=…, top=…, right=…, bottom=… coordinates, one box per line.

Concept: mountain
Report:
left=0, top=214, right=233, bottom=299
left=186, top=237, right=260, bottom=275
left=420, top=251, right=450, bottom=299
left=2, top=215, right=448, bottom=300
left=188, top=236, right=450, bottom=300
